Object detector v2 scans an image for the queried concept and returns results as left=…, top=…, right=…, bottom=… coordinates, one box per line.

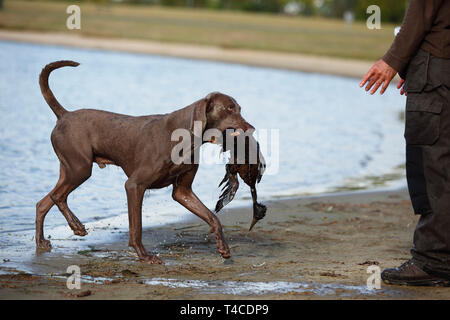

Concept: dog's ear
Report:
left=191, top=98, right=209, bottom=134
left=190, top=94, right=213, bottom=135
left=204, top=92, right=217, bottom=113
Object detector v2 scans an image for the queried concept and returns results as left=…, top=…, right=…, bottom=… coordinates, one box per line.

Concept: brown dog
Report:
left=36, top=60, right=255, bottom=264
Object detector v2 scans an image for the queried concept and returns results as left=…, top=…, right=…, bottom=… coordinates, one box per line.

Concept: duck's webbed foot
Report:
left=253, top=201, right=267, bottom=220
left=248, top=187, right=266, bottom=231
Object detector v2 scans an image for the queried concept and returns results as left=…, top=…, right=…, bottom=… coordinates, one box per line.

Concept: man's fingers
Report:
left=360, top=69, right=374, bottom=87
left=365, top=76, right=378, bottom=92
left=379, top=79, right=390, bottom=95
left=371, top=79, right=384, bottom=95
left=397, top=78, right=406, bottom=95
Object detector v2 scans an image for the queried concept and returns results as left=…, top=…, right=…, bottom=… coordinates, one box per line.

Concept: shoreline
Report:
left=2, top=186, right=450, bottom=299
left=0, top=29, right=380, bottom=79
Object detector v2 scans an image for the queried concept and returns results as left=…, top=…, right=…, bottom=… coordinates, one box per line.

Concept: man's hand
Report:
left=360, top=59, right=397, bottom=95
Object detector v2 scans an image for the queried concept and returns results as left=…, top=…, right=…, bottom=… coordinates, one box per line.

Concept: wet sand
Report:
left=1, top=188, right=449, bottom=300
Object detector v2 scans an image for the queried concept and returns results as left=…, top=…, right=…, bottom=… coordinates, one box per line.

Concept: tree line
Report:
left=70, top=0, right=410, bottom=23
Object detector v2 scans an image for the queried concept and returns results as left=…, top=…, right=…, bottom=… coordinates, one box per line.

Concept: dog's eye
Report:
left=227, top=106, right=235, bottom=112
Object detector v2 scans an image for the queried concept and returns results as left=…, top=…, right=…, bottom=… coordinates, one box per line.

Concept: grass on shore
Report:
left=0, top=0, right=397, bottom=61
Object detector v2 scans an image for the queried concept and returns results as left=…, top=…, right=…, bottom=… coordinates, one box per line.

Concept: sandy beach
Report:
left=1, top=188, right=449, bottom=300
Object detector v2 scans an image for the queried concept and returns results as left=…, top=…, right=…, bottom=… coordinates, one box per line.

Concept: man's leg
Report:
left=405, top=145, right=432, bottom=215
left=411, top=85, right=450, bottom=278
left=383, top=83, right=450, bottom=286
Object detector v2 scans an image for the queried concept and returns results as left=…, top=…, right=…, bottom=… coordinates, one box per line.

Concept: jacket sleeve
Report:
left=382, top=0, right=442, bottom=76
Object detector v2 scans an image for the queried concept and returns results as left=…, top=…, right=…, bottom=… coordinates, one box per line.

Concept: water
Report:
left=30, top=275, right=403, bottom=298
left=142, top=277, right=388, bottom=297
left=0, top=40, right=406, bottom=270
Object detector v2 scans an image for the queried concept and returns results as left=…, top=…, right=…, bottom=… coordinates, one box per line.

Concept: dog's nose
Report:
left=242, top=122, right=255, bottom=132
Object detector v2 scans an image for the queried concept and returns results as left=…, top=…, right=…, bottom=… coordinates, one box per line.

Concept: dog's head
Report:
left=196, top=92, right=254, bottom=135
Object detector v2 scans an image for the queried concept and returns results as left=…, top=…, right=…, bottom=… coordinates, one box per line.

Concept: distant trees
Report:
left=354, top=0, right=409, bottom=23
left=304, top=0, right=409, bottom=22
left=74, top=0, right=410, bottom=23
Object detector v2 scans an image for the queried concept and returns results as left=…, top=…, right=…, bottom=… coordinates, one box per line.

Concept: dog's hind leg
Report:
left=47, top=136, right=94, bottom=236
left=48, top=131, right=95, bottom=237
left=50, top=162, right=92, bottom=237
left=36, top=194, right=54, bottom=250
left=35, top=166, right=66, bottom=250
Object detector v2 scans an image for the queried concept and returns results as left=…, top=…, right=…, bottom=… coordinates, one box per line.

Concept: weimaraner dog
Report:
left=36, top=60, right=255, bottom=264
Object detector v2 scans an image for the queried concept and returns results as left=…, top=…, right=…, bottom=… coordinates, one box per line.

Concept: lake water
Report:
left=0, top=40, right=406, bottom=271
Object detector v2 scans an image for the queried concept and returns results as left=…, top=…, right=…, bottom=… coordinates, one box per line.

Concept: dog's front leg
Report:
left=172, top=168, right=231, bottom=259
left=125, top=179, right=163, bottom=264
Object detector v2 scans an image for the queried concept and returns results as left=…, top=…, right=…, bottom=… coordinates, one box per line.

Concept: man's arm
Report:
left=383, top=0, right=442, bottom=74
left=360, top=0, right=442, bottom=95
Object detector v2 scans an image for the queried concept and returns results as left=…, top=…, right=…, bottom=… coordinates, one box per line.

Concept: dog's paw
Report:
left=217, top=242, right=231, bottom=259
left=72, top=226, right=88, bottom=237
left=220, top=250, right=231, bottom=259
left=36, top=239, right=52, bottom=251
left=140, top=255, right=164, bottom=265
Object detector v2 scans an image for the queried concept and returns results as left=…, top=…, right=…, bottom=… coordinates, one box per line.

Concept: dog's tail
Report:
left=39, top=60, right=79, bottom=119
